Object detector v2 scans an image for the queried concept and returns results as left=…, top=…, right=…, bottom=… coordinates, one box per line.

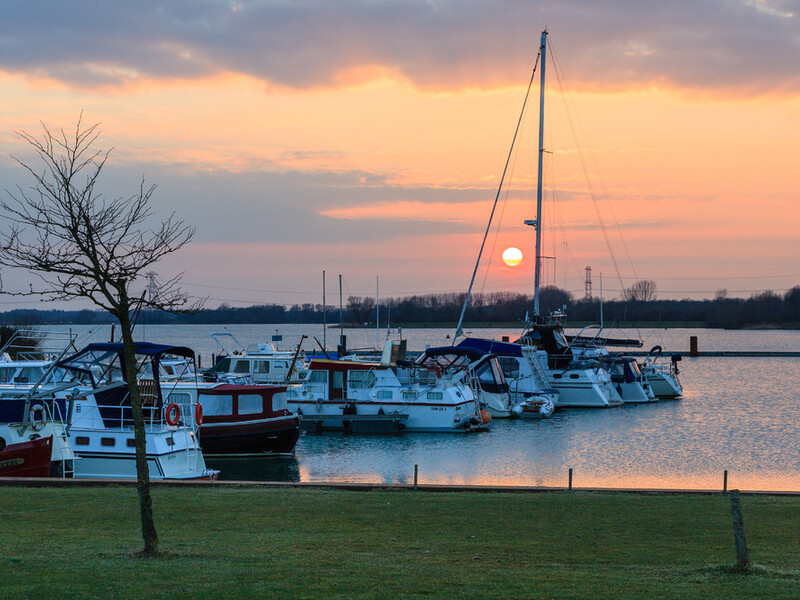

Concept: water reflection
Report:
left=206, top=454, right=300, bottom=482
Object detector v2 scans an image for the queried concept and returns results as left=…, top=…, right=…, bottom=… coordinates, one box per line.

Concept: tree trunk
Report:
left=118, top=309, right=159, bottom=556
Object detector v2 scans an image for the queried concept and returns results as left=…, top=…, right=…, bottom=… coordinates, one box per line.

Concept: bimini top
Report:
left=456, top=338, right=523, bottom=358
left=57, top=342, right=194, bottom=376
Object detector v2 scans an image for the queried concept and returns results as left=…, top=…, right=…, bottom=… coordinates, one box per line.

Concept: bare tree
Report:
left=623, top=280, right=657, bottom=302
left=0, top=116, right=201, bottom=556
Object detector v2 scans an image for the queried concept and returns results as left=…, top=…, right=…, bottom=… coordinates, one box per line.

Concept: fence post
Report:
left=729, top=490, right=750, bottom=570
left=568, top=468, right=573, bottom=491
left=723, top=470, right=728, bottom=492
left=413, top=464, right=418, bottom=491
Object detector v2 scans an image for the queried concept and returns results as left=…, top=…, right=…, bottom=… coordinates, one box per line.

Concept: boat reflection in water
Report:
left=206, top=453, right=300, bottom=482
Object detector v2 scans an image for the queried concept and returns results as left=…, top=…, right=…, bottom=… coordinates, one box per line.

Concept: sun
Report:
left=502, top=247, right=523, bottom=267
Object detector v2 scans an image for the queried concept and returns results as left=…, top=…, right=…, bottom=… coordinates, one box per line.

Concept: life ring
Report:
left=165, top=402, right=181, bottom=426
left=29, top=404, right=47, bottom=431
left=194, top=402, right=203, bottom=426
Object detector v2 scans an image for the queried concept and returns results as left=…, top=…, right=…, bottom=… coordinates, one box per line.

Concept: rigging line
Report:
left=478, top=111, right=527, bottom=297
left=548, top=41, right=627, bottom=299
left=549, top=43, right=640, bottom=284
left=454, top=51, right=541, bottom=340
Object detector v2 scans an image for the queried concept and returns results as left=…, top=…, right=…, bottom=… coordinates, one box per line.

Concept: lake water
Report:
left=43, top=323, right=800, bottom=491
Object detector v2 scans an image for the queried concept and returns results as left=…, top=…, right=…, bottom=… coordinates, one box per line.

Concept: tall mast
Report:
left=533, top=29, right=547, bottom=320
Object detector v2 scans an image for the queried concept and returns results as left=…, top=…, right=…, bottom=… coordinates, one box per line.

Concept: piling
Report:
left=689, top=336, right=698, bottom=356
left=723, top=470, right=728, bottom=492
left=729, top=490, right=750, bottom=570
left=413, top=464, right=418, bottom=491
left=568, top=468, right=573, bottom=490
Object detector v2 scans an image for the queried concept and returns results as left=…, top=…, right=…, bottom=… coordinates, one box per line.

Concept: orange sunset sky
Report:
left=1, top=0, right=799, bottom=310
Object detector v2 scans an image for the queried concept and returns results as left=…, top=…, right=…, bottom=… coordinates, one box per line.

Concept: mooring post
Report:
left=413, top=464, right=418, bottom=491
left=568, top=468, right=573, bottom=491
left=723, top=470, right=728, bottom=492
left=689, top=335, right=698, bottom=356
left=729, top=490, right=750, bottom=570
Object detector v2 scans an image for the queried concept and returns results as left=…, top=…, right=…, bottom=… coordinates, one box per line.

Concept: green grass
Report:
left=1, top=486, right=798, bottom=599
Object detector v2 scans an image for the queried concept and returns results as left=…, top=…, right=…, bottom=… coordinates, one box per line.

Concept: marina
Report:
left=4, top=323, right=795, bottom=492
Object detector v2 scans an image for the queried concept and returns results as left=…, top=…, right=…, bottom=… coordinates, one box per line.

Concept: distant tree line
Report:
left=2, top=284, right=800, bottom=329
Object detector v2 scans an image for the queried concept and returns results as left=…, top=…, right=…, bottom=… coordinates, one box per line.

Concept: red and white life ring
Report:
left=165, top=402, right=181, bottom=426
left=194, top=402, right=203, bottom=426
left=29, top=404, right=47, bottom=431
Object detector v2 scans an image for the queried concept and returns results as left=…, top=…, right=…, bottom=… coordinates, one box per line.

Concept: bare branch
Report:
left=0, top=115, right=202, bottom=317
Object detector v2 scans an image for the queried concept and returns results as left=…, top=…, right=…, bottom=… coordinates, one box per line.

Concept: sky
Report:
left=1, top=0, right=799, bottom=311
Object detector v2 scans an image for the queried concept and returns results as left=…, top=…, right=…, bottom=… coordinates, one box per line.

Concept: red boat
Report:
left=194, top=384, right=300, bottom=455
left=0, top=435, right=53, bottom=478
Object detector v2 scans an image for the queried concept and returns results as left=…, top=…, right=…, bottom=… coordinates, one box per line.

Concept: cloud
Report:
left=1, top=1, right=798, bottom=94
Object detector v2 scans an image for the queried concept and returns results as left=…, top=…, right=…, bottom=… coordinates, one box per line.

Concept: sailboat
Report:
left=457, top=30, right=619, bottom=409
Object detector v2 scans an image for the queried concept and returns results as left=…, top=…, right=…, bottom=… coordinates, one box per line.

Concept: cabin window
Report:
left=167, top=393, right=192, bottom=405
left=476, top=364, right=496, bottom=386
left=101, top=437, right=115, bottom=447
left=570, top=373, right=580, bottom=379
left=75, top=436, right=90, bottom=445
left=272, top=391, right=287, bottom=411
left=237, top=394, right=263, bottom=415
left=402, top=390, right=416, bottom=400
left=348, top=370, right=375, bottom=389
left=200, top=394, right=233, bottom=416
left=497, top=357, right=520, bottom=379
left=127, top=438, right=136, bottom=447
left=308, top=370, right=327, bottom=384
left=333, top=371, right=344, bottom=389
left=376, top=390, right=393, bottom=400
left=233, top=360, right=251, bottom=374
left=254, top=360, right=270, bottom=374
left=552, top=373, right=562, bottom=379
left=426, top=391, right=443, bottom=400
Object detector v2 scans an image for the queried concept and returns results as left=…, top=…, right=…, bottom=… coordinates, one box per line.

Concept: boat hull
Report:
left=199, top=416, right=300, bottom=454
left=293, top=400, right=489, bottom=433
left=0, top=435, right=52, bottom=477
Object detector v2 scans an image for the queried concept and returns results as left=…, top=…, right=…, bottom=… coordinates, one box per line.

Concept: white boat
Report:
left=640, top=346, right=683, bottom=399
left=457, top=339, right=558, bottom=417
left=0, top=333, right=79, bottom=476
left=415, top=345, right=513, bottom=418
left=205, top=332, right=308, bottom=384
left=286, top=358, right=490, bottom=433
left=55, top=343, right=218, bottom=480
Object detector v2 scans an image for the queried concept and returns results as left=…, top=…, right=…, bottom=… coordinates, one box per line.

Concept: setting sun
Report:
left=502, top=247, right=523, bottom=267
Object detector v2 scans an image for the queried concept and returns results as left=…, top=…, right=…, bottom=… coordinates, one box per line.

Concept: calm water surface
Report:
left=45, top=324, right=800, bottom=491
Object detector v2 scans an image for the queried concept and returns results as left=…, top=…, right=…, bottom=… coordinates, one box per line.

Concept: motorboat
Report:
left=0, top=334, right=80, bottom=477
left=55, top=342, right=218, bottom=480
left=204, top=332, right=308, bottom=384
left=456, top=339, right=558, bottom=418
left=640, top=346, right=683, bottom=399
left=415, top=345, right=513, bottom=418
left=159, top=380, right=300, bottom=455
left=286, top=357, right=490, bottom=433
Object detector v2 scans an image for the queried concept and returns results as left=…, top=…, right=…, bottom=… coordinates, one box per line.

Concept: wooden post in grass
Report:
left=723, top=470, right=728, bottom=492
left=413, top=464, right=418, bottom=491
left=568, top=468, right=573, bottom=490
left=729, top=490, right=750, bottom=570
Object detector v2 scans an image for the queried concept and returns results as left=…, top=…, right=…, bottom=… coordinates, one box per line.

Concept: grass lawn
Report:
left=1, top=486, right=798, bottom=599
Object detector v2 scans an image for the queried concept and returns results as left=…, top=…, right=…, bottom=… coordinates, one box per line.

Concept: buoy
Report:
left=194, top=402, right=203, bottom=426
left=165, top=402, right=181, bottom=426
left=480, top=408, right=491, bottom=424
